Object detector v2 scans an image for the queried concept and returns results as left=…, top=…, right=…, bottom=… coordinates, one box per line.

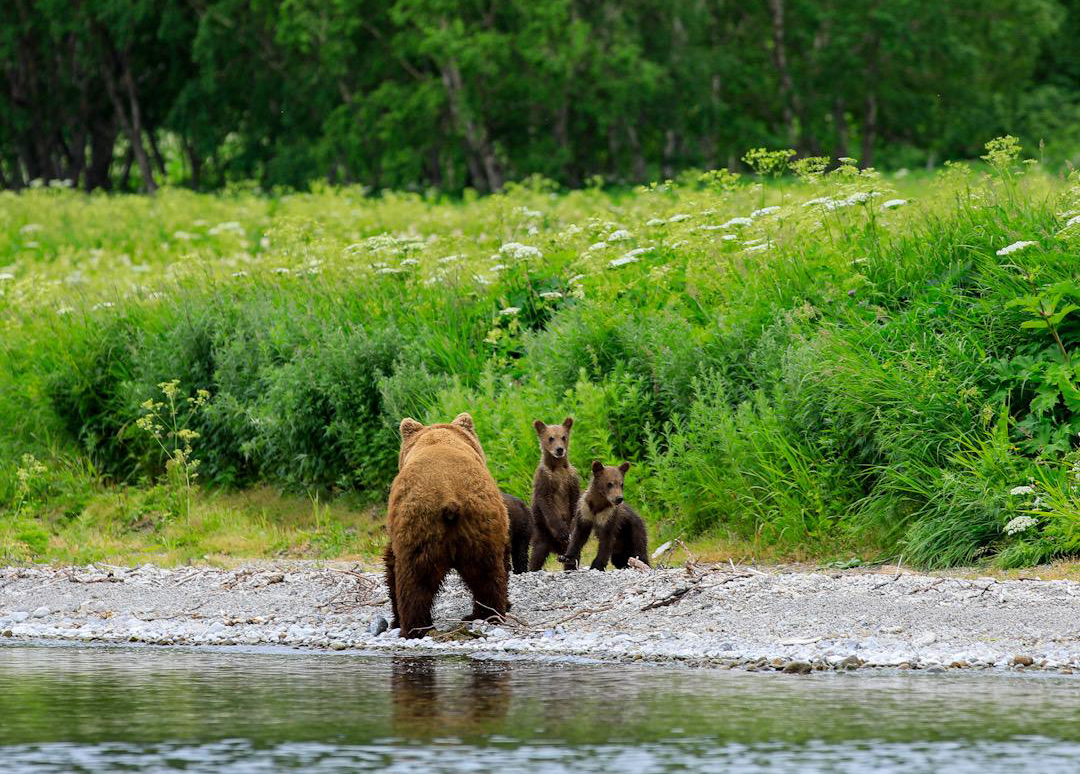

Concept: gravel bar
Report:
left=2, top=563, right=1078, bottom=673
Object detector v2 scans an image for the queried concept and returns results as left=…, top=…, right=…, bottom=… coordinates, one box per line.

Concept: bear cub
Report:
left=528, top=417, right=580, bottom=571
left=561, top=460, right=649, bottom=571
left=384, top=413, right=509, bottom=638
left=501, top=492, right=532, bottom=574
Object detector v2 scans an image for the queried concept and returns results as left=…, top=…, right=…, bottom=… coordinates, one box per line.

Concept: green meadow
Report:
left=2, top=143, right=1080, bottom=571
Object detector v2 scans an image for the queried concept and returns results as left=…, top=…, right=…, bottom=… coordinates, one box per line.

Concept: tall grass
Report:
left=2, top=146, right=1080, bottom=567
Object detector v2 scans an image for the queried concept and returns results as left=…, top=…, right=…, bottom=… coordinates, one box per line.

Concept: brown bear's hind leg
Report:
left=395, top=559, right=447, bottom=639
left=384, top=545, right=400, bottom=629
left=458, top=550, right=508, bottom=622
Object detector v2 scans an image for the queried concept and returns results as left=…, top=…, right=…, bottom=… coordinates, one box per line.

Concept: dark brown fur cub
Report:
left=501, top=492, right=532, bottom=574
left=561, top=460, right=649, bottom=571
left=384, top=413, right=509, bottom=638
left=528, top=417, right=580, bottom=571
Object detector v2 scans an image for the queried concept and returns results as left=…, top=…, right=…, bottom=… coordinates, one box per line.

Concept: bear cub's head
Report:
left=533, top=416, right=573, bottom=461
left=589, top=460, right=631, bottom=507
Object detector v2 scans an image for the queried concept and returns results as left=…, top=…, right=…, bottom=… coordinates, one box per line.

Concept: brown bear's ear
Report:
left=533, top=419, right=547, bottom=436
left=591, top=459, right=604, bottom=475
left=400, top=418, right=424, bottom=439
left=452, top=412, right=475, bottom=433
left=618, top=461, right=631, bottom=475
left=562, top=416, right=574, bottom=430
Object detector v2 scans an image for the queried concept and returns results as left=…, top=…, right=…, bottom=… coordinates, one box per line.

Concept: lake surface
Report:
left=2, top=642, right=1079, bottom=772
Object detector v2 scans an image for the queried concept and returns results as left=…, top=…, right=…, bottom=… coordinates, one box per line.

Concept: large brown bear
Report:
left=528, top=417, right=580, bottom=571
left=561, top=460, right=649, bottom=571
left=384, top=413, right=509, bottom=638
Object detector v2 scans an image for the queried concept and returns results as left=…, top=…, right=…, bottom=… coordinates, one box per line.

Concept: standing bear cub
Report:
left=528, top=417, right=580, bottom=571
left=384, top=413, right=509, bottom=638
left=561, top=461, right=649, bottom=571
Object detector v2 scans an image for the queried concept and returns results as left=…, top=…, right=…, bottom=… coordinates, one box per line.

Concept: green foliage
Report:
left=4, top=142, right=1080, bottom=569
left=2, top=1, right=1078, bottom=192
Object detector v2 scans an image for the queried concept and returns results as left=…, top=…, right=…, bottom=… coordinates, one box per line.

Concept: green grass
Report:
left=2, top=148, right=1080, bottom=569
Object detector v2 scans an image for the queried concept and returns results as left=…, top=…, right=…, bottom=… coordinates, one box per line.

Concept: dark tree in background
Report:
left=1, top=0, right=1078, bottom=193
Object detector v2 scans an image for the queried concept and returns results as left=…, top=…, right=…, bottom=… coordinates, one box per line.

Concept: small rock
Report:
left=32, top=606, right=50, bottom=619
left=898, top=663, right=912, bottom=670
left=782, top=661, right=812, bottom=675
left=368, top=616, right=389, bottom=636
left=839, top=655, right=862, bottom=671
left=880, top=625, right=904, bottom=634
left=1061, top=668, right=1073, bottom=674
left=329, top=641, right=348, bottom=651
left=1, top=630, right=12, bottom=637
left=950, top=661, right=968, bottom=669
left=10, top=611, right=29, bottom=623
left=1013, top=655, right=1034, bottom=667
left=925, top=665, right=946, bottom=673
left=914, top=631, right=938, bottom=647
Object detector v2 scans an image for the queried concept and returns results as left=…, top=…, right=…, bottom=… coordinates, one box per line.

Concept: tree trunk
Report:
left=832, top=96, right=849, bottom=160
left=100, top=38, right=156, bottom=193
left=119, top=146, right=134, bottom=191
left=85, top=118, right=116, bottom=191
left=767, top=0, right=801, bottom=147
left=861, top=90, right=877, bottom=168
left=148, top=129, right=167, bottom=178
left=626, top=123, right=646, bottom=182
left=440, top=58, right=502, bottom=192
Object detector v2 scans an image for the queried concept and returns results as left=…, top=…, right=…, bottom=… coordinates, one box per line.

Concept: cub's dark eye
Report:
left=607, top=482, right=613, bottom=489
left=561, top=436, right=566, bottom=442
left=548, top=436, right=554, bottom=442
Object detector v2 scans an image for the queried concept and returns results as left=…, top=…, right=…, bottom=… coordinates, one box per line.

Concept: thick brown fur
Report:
left=528, top=417, right=580, bottom=571
left=384, top=413, right=509, bottom=638
left=561, top=460, right=649, bottom=571
left=501, top=492, right=532, bottom=574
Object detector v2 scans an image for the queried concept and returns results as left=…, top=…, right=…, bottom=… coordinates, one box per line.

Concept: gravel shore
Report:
left=2, top=562, right=1078, bottom=673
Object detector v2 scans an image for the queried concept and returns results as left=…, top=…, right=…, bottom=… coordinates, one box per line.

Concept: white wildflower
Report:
left=563, top=224, right=582, bottom=236
left=845, top=192, right=872, bottom=205
left=91, top=301, right=114, bottom=310
left=606, top=229, right=632, bottom=242
left=1009, top=485, right=1035, bottom=496
left=499, top=242, right=542, bottom=260
left=568, top=274, right=585, bottom=284
left=376, top=267, right=404, bottom=275
left=745, top=243, right=771, bottom=253
left=721, top=217, right=753, bottom=228
left=623, top=246, right=654, bottom=259
left=1004, top=515, right=1037, bottom=536
left=1064, top=214, right=1080, bottom=229
left=208, top=221, right=244, bottom=236
left=721, top=234, right=738, bottom=241
left=697, top=225, right=725, bottom=231
left=272, top=267, right=291, bottom=275
left=0, top=272, right=14, bottom=281
left=172, top=231, right=197, bottom=241
left=996, top=241, right=1037, bottom=256
left=490, top=264, right=508, bottom=272
left=499, top=306, right=520, bottom=316
left=232, top=271, right=248, bottom=278
left=893, top=168, right=910, bottom=178
left=400, top=258, right=420, bottom=267
left=881, top=199, right=908, bottom=210
left=587, top=242, right=610, bottom=251
left=260, top=236, right=271, bottom=249
left=646, top=218, right=666, bottom=227
left=802, top=197, right=832, bottom=207
left=539, top=291, right=563, bottom=300
left=513, top=206, right=542, bottom=219
left=57, top=306, right=73, bottom=315
left=668, top=213, right=691, bottom=223
left=131, top=264, right=151, bottom=273
left=19, top=223, right=43, bottom=234
left=439, top=254, right=462, bottom=264
left=609, top=255, right=640, bottom=268
left=751, top=206, right=780, bottom=218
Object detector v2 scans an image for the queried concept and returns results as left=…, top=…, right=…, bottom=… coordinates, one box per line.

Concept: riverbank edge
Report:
left=2, top=563, right=1079, bottom=675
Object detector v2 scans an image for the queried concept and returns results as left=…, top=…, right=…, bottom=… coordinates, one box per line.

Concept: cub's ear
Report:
left=452, top=412, right=475, bottom=433
left=533, top=419, right=547, bottom=436
left=591, top=459, right=604, bottom=476
left=400, top=418, right=424, bottom=439
left=562, top=416, right=574, bottom=430
left=618, top=461, right=631, bottom=475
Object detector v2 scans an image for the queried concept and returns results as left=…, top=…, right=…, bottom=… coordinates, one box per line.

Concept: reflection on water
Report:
left=1, top=642, right=1080, bottom=772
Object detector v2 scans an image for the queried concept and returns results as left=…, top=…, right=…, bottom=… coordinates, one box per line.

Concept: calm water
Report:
left=2, top=643, right=1080, bottom=772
